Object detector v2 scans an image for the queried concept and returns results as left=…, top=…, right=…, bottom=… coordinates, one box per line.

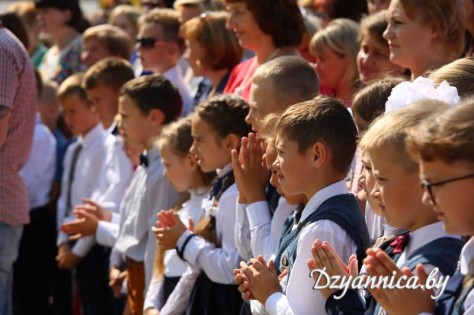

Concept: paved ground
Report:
left=0, top=0, right=100, bottom=15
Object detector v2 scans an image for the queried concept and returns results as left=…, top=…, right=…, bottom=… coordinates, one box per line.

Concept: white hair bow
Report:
left=385, top=77, right=460, bottom=113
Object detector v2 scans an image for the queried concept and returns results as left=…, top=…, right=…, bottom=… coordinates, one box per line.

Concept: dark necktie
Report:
left=389, top=233, right=410, bottom=254
left=209, top=171, right=234, bottom=201
left=66, top=143, right=82, bottom=215
left=139, top=153, right=149, bottom=167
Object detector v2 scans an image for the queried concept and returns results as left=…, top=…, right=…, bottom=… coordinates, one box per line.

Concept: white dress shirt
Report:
left=176, top=165, right=242, bottom=284
left=163, top=65, right=193, bottom=117
left=114, top=145, right=179, bottom=287
left=20, top=115, right=56, bottom=210
left=265, top=180, right=358, bottom=315
left=247, top=198, right=296, bottom=261
left=365, top=202, right=385, bottom=244
left=57, top=124, right=133, bottom=257
left=460, top=236, right=474, bottom=315
left=144, top=188, right=209, bottom=312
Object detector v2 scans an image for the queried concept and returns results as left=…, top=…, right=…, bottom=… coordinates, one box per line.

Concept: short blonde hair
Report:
left=83, top=24, right=132, bottom=61
left=359, top=100, right=448, bottom=172
left=310, top=18, right=360, bottom=88
left=428, top=57, right=474, bottom=99
left=400, top=0, right=465, bottom=59
left=407, top=98, right=474, bottom=164
left=180, top=11, right=242, bottom=71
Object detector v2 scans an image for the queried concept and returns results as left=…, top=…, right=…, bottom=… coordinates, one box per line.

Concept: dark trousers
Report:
left=75, top=245, right=114, bottom=315
left=13, top=206, right=57, bottom=315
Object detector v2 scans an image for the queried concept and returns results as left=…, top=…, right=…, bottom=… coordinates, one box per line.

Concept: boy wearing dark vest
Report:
left=237, top=95, right=370, bottom=315
left=316, top=101, right=463, bottom=315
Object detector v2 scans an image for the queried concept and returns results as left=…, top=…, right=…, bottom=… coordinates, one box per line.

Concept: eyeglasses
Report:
left=136, top=37, right=167, bottom=49
left=420, top=173, right=474, bottom=204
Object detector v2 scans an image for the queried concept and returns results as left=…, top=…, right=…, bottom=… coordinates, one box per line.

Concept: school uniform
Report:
left=434, top=236, right=474, bottom=315
left=266, top=180, right=370, bottom=315
left=144, top=188, right=209, bottom=314
left=235, top=184, right=283, bottom=261
left=57, top=123, right=133, bottom=315
left=245, top=197, right=296, bottom=261
left=374, top=222, right=463, bottom=315
left=114, top=145, right=179, bottom=315
left=174, top=164, right=243, bottom=315
left=326, top=222, right=462, bottom=315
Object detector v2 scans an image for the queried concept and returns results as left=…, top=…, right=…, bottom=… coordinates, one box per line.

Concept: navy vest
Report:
left=373, top=237, right=463, bottom=315
left=275, top=194, right=370, bottom=274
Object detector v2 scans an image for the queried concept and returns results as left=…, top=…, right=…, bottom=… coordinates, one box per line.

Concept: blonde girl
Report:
left=145, top=117, right=215, bottom=315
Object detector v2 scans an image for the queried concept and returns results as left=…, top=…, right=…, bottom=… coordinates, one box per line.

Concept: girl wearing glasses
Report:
left=223, top=0, right=305, bottom=100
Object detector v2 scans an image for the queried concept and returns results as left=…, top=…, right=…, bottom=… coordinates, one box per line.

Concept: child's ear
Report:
left=186, top=152, right=197, bottom=168
left=312, top=142, right=328, bottom=168
left=148, top=108, right=165, bottom=128
left=224, top=133, right=240, bottom=151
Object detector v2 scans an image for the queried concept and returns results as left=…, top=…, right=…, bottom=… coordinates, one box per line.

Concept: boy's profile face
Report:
left=247, top=81, right=278, bottom=133
left=419, top=158, right=474, bottom=235
left=266, top=141, right=306, bottom=205
left=118, top=94, right=153, bottom=147
left=189, top=115, right=231, bottom=173
left=61, top=94, right=98, bottom=137
left=369, top=146, right=426, bottom=231
left=360, top=151, right=382, bottom=216
left=81, top=38, right=113, bottom=69
left=86, top=84, right=120, bottom=129
left=273, top=134, right=316, bottom=197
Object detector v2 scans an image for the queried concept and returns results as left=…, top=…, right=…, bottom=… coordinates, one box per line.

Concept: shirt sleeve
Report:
left=0, top=45, right=19, bottom=108
left=96, top=220, right=119, bottom=247
left=178, top=189, right=242, bottom=284
left=71, top=235, right=95, bottom=258
left=234, top=200, right=252, bottom=261
left=143, top=273, right=164, bottom=312
left=91, top=137, right=133, bottom=213
left=266, top=220, right=357, bottom=315
left=246, top=201, right=273, bottom=260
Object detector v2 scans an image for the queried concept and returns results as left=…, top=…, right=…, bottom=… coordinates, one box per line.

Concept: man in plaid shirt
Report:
left=0, top=22, right=37, bottom=315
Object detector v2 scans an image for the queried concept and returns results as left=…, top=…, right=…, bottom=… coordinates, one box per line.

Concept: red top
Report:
left=223, top=57, right=258, bottom=101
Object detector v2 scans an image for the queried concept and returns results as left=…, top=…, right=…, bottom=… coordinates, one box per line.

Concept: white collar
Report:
left=189, top=186, right=211, bottom=200
left=460, top=236, right=474, bottom=275
left=300, top=180, right=348, bottom=222
left=405, top=221, right=459, bottom=257
left=77, top=123, right=106, bottom=150
left=216, top=163, right=232, bottom=178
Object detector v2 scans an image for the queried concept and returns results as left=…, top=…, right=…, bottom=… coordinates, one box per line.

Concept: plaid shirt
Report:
left=0, top=26, right=37, bottom=226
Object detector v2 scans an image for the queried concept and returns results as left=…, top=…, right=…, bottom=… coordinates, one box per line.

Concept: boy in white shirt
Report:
left=56, top=74, right=133, bottom=314
left=235, top=96, right=370, bottom=315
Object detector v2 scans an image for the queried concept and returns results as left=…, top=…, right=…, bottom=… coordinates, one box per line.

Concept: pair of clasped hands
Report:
left=233, top=240, right=435, bottom=314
